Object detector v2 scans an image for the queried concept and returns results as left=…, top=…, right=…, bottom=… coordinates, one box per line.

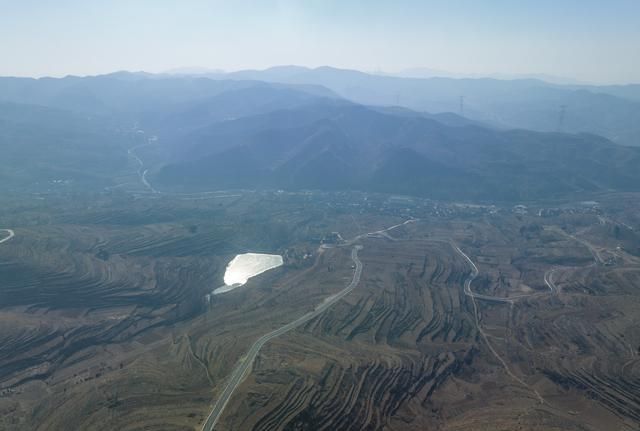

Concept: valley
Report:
left=0, top=190, right=638, bottom=430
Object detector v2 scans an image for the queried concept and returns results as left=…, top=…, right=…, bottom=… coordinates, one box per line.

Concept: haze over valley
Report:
left=2, top=68, right=640, bottom=201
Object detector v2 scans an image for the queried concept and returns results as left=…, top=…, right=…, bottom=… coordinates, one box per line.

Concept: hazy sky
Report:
left=1, top=0, right=639, bottom=83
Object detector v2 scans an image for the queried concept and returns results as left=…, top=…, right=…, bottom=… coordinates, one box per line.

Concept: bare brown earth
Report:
left=0, top=191, right=639, bottom=430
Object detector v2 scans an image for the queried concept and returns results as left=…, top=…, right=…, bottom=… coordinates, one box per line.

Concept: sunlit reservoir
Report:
left=213, top=253, right=283, bottom=295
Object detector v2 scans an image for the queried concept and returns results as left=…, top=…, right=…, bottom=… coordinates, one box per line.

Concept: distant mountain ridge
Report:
left=0, top=73, right=339, bottom=118
left=1, top=70, right=639, bottom=201
left=183, top=65, right=640, bottom=147
left=2, top=68, right=638, bottom=146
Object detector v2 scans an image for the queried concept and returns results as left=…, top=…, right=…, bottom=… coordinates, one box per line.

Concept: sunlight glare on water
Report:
left=222, top=253, right=283, bottom=287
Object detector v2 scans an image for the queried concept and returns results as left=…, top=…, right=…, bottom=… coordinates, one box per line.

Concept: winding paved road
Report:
left=0, top=229, right=14, bottom=244
left=201, top=245, right=364, bottom=431
left=456, top=245, right=515, bottom=304
left=456, top=244, right=556, bottom=303
left=454, top=245, right=545, bottom=404
left=544, top=268, right=558, bottom=294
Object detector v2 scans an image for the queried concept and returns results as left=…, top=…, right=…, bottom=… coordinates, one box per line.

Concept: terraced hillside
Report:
left=0, top=191, right=639, bottom=430
left=208, top=210, right=640, bottom=430
left=0, top=191, right=391, bottom=429
left=214, top=238, right=477, bottom=430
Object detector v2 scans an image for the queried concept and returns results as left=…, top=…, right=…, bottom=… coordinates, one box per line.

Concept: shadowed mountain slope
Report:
left=153, top=104, right=640, bottom=201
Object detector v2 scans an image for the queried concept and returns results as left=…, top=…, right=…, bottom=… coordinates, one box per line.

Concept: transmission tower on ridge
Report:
left=557, top=104, right=567, bottom=132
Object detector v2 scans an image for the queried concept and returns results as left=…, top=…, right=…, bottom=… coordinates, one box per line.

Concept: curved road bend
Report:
left=202, top=245, right=364, bottom=431
left=455, top=245, right=514, bottom=304
left=0, top=229, right=15, bottom=244
left=543, top=268, right=558, bottom=294
left=454, top=245, right=545, bottom=404
left=456, top=244, right=557, bottom=302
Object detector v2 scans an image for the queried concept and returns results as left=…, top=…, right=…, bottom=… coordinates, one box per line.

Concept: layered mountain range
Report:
left=1, top=67, right=639, bottom=200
